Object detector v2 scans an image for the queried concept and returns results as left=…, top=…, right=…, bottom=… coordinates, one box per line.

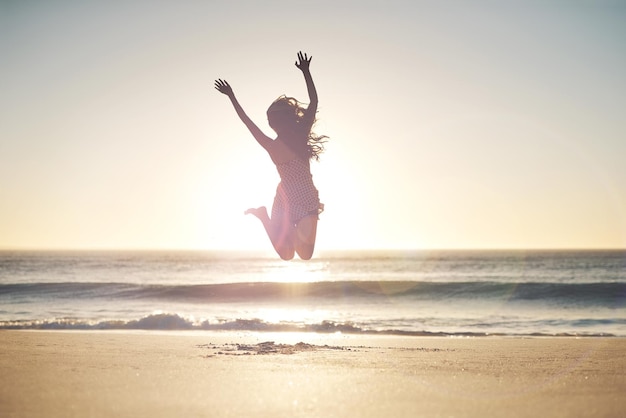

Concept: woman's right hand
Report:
left=214, top=79, right=233, bottom=96
left=295, top=51, right=312, bottom=73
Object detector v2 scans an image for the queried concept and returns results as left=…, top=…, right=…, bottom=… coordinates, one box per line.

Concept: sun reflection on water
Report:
left=260, top=260, right=330, bottom=283
left=255, top=307, right=331, bottom=326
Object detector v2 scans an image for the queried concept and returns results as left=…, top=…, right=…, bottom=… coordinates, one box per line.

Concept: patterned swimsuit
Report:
left=271, top=158, right=324, bottom=225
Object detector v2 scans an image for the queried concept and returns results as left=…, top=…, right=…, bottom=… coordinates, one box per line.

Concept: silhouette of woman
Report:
left=215, top=51, right=327, bottom=260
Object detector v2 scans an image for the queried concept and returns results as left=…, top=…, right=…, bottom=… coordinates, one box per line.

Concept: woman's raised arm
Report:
left=214, top=79, right=273, bottom=150
left=295, top=51, right=318, bottom=122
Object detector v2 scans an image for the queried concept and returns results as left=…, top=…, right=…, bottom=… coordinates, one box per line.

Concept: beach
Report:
left=1, top=331, right=624, bottom=417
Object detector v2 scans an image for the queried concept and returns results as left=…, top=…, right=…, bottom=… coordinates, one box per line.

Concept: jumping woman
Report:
left=215, top=51, right=327, bottom=260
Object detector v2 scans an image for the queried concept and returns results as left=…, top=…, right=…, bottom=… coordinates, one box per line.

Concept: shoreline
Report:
left=1, top=330, right=625, bottom=417
left=4, top=327, right=621, bottom=338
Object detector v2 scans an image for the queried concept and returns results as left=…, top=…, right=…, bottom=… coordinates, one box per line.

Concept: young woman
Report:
left=215, top=51, right=327, bottom=260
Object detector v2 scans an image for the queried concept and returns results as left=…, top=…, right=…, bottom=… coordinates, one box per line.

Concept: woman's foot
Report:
left=244, top=206, right=269, bottom=221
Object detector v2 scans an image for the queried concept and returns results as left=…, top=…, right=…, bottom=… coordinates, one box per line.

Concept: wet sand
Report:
left=1, top=330, right=624, bottom=417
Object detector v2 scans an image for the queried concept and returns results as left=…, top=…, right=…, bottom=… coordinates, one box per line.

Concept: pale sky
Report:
left=1, top=0, right=625, bottom=251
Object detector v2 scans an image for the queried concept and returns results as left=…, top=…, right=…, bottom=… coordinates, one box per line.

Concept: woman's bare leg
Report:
left=294, top=215, right=318, bottom=260
left=245, top=207, right=295, bottom=260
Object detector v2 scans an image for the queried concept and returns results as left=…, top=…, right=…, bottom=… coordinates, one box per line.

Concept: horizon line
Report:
left=0, top=247, right=624, bottom=253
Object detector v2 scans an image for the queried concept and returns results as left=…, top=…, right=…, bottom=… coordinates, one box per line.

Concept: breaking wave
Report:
left=0, top=312, right=619, bottom=337
left=1, top=280, right=624, bottom=307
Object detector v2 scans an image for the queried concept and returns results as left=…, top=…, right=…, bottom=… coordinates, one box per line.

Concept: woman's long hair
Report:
left=267, top=96, right=328, bottom=161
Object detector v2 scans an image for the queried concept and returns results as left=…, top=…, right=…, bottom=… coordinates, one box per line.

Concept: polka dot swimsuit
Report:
left=271, top=158, right=323, bottom=224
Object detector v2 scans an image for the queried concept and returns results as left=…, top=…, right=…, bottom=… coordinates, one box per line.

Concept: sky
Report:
left=1, top=0, right=625, bottom=251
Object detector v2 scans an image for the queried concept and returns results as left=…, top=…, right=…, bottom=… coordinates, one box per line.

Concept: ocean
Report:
left=0, top=250, right=624, bottom=336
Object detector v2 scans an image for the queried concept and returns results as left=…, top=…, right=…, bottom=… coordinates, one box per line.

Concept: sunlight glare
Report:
left=260, top=259, right=330, bottom=283
left=255, top=307, right=330, bottom=326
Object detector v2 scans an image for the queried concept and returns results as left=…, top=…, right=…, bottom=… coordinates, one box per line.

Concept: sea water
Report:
left=0, top=250, right=624, bottom=336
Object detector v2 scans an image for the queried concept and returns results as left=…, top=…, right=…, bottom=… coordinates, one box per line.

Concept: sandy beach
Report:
left=1, top=331, right=624, bottom=418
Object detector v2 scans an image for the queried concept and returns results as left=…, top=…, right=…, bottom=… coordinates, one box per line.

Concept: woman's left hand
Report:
left=295, top=51, right=312, bottom=72
left=214, top=79, right=233, bottom=96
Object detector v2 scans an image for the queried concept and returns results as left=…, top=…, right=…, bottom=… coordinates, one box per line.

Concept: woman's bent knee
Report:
left=276, top=247, right=295, bottom=260
left=295, top=244, right=314, bottom=260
